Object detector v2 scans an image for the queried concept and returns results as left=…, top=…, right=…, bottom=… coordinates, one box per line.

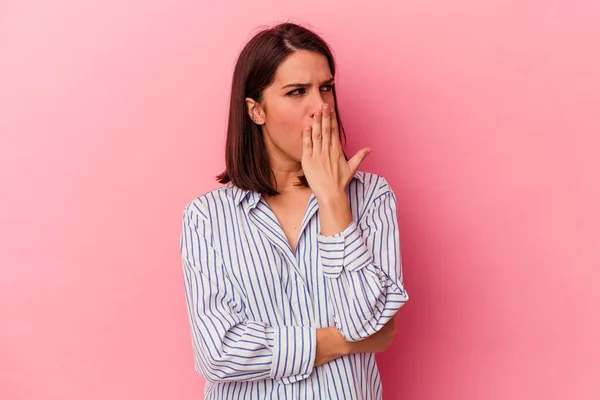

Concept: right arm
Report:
left=180, top=205, right=317, bottom=384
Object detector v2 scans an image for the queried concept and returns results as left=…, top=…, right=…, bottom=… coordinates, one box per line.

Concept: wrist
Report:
left=325, top=326, right=351, bottom=356
left=338, top=330, right=353, bottom=356
left=318, top=195, right=352, bottom=236
left=343, top=338, right=357, bottom=355
left=316, top=190, right=347, bottom=207
left=315, top=327, right=352, bottom=366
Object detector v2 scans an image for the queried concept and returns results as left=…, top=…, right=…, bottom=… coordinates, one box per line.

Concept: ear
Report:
left=245, top=98, right=265, bottom=125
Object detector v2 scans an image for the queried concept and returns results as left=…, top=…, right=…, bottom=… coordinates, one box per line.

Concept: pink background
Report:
left=1, top=1, right=599, bottom=399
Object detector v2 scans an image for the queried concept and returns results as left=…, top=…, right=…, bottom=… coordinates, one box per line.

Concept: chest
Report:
left=223, top=194, right=332, bottom=327
left=265, top=200, right=308, bottom=253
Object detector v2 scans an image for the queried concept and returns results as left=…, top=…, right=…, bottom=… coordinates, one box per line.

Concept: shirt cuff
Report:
left=266, top=325, right=316, bottom=383
left=317, top=221, right=373, bottom=278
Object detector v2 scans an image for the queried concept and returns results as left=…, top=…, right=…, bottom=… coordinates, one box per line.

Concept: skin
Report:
left=245, top=49, right=370, bottom=199
left=245, top=50, right=396, bottom=366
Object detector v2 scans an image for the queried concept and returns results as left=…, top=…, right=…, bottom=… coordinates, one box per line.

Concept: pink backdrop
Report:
left=1, top=1, right=599, bottom=399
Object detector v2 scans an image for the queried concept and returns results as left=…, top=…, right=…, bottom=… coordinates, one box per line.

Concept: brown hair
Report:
left=216, top=22, right=348, bottom=196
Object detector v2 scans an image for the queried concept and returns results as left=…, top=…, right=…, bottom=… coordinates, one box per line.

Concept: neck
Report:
left=270, top=165, right=305, bottom=194
left=262, top=129, right=309, bottom=195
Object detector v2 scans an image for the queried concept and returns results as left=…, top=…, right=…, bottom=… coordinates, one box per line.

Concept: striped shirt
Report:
left=179, top=171, right=409, bottom=399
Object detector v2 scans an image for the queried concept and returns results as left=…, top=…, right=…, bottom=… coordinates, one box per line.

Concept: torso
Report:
left=181, top=171, right=395, bottom=399
left=263, top=188, right=313, bottom=253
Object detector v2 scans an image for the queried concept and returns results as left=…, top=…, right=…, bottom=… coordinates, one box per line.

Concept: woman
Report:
left=180, top=22, right=409, bottom=399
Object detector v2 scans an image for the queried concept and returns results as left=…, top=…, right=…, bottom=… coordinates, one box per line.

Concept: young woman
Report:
left=180, top=22, right=409, bottom=399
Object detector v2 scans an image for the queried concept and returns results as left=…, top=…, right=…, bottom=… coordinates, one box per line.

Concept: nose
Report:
left=308, top=87, right=333, bottom=117
left=309, top=99, right=329, bottom=118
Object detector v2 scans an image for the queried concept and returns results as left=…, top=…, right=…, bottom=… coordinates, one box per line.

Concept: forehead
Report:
left=273, top=50, right=332, bottom=83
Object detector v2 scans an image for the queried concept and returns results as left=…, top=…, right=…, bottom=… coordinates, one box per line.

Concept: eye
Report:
left=286, top=88, right=306, bottom=97
left=286, top=84, right=335, bottom=97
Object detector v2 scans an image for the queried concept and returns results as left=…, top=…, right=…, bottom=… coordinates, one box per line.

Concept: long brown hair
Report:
left=216, top=22, right=348, bottom=196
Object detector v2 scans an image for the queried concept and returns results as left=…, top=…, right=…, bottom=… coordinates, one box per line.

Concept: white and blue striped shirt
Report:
left=180, top=171, right=409, bottom=399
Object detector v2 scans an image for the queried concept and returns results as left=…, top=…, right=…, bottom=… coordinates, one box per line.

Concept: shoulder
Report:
left=181, top=183, right=238, bottom=224
left=351, top=170, right=394, bottom=200
left=349, top=171, right=398, bottom=223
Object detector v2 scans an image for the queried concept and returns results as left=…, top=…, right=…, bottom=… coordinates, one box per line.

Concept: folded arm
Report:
left=180, top=205, right=317, bottom=383
left=318, top=180, right=409, bottom=342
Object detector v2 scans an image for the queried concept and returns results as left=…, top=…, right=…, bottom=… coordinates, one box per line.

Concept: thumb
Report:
left=347, top=148, right=372, bottom=174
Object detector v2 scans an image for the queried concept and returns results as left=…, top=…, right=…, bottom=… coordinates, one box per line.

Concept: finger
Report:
left=330, top=107, right=341, bottom=151
left=312, top=108, right=322, bottom=153
left=347, top=148, right=372, bottom=174
left=321, top=104, right=331, bottom=150
left=302, top=126, right=313, bottom=159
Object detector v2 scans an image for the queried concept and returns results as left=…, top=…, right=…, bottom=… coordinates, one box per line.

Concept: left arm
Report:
left=318, top=182, right=409, bottom=342
left=300, top=103, right=409, bottom=342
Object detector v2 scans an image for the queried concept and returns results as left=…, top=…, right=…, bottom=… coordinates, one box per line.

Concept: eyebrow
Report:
left=280, top=77, right=335, bottom=90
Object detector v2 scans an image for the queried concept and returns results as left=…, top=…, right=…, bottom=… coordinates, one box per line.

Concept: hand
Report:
left=301, top=104, right=371, bottom=202
left=350, top=315, right=397, bottom=354
left=314, top=326, right=352, bottom=367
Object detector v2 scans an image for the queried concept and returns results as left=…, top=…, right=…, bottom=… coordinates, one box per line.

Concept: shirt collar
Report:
left=232, top=171, right=364, bottom=209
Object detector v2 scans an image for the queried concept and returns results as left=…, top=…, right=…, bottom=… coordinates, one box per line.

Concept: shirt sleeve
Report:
left=317, top=180, right=409, bottom=342
left=180, top=205, right=317, bottom=384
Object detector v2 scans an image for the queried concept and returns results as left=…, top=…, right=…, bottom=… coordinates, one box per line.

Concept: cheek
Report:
left=268, top=104, right=306, bottom=137
left=270, top=102, right=304, bottom=127
left=265, top=104, right=306, bottom=156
